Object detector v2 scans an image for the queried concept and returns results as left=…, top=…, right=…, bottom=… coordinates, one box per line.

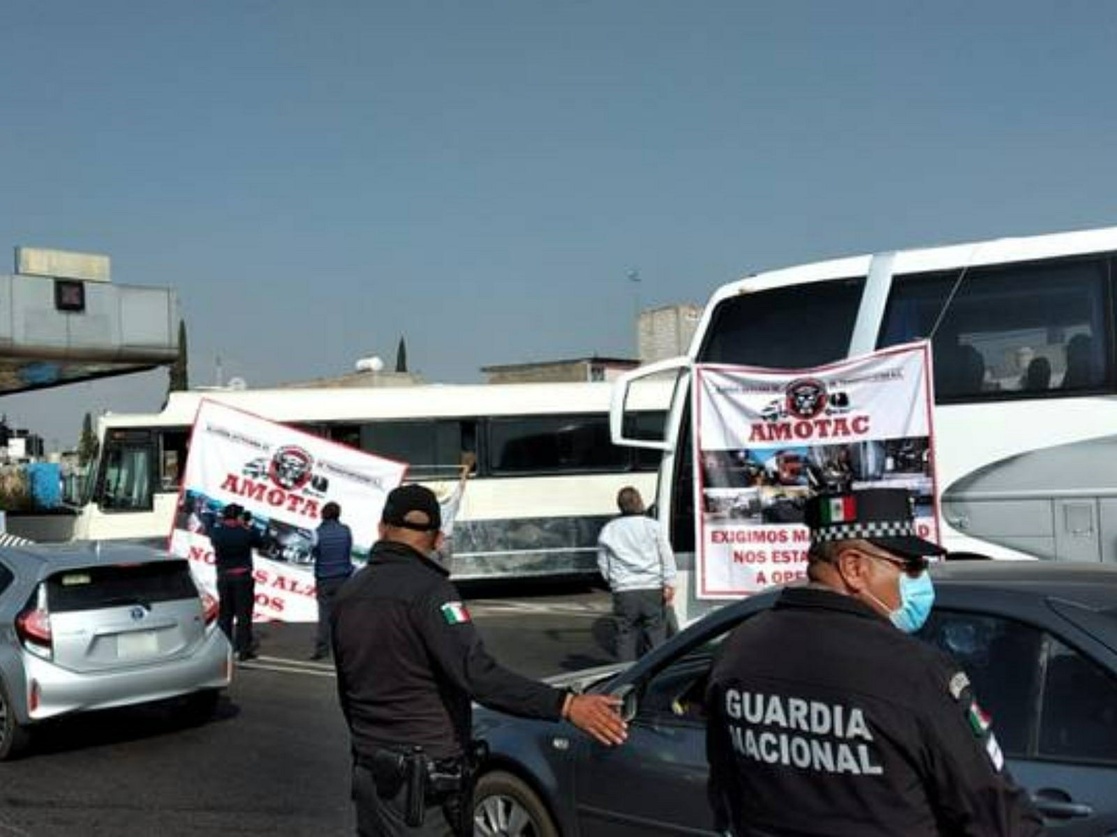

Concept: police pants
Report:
left=613, top=588, right=667, bottom=662
left=352, top=763, right=457, bottom=837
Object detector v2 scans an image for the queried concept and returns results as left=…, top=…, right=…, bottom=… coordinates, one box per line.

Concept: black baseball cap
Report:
left=804, top=488, right=944, bottom=561
left=381, top=483, right=442, bottom=532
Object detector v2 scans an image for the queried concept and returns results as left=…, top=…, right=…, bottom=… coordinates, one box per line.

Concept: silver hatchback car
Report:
left=0, top=541, right=233, bottom=759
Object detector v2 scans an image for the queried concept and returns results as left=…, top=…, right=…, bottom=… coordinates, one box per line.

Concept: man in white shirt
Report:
left=597, top=486, right=678, bottom=661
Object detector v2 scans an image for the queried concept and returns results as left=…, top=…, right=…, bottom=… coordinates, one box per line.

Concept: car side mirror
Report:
left=613, top=684, right=639, bottom=723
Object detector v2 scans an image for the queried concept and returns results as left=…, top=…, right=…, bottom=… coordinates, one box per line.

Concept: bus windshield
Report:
left=698, top=277, right=865, bottom=367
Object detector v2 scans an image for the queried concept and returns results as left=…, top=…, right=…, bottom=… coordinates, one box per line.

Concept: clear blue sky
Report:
left=3, top=1, right=1117, bottom=446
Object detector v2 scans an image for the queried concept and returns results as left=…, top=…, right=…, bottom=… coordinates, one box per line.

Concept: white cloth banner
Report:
left=168, top=400, right=407, bottom=622
left=693, top=342, right=939, bottom=598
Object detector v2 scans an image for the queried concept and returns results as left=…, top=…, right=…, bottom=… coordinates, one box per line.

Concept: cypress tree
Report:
left=395, top=336, right=408, bottom=373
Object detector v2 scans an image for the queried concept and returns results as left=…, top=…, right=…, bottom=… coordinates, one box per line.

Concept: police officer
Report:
left=705, top=488, right=1045, bottom=837
left=332, top=483, right=627, bottom=837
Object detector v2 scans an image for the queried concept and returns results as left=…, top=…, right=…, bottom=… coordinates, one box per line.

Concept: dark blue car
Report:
left=472, top=561, right=1117, bottom=836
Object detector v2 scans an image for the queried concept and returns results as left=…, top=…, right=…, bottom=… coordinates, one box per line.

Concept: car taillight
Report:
left=16, top=606, right=52, bottom=658
left=201, top=592, right=219, bottom=626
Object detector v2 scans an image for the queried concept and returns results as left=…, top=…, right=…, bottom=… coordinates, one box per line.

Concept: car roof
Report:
left=930, top=560, right=1117, bottom=610
left=0, top=541, right=182, bottom=581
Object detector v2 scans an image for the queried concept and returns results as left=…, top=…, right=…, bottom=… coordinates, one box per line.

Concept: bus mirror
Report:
left=610, top=358, right=687, bottom=450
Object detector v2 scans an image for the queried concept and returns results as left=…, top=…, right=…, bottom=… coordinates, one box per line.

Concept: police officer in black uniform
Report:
left=706, top=488, right=1045, bottom=837
left=331, top=484, right=628, bottom=837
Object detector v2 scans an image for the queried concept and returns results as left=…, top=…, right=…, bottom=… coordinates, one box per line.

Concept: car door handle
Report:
left=1032, top=796, right=1093, bottom=819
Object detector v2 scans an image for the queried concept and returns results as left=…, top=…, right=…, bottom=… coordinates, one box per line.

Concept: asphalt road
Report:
left=0, top=582, right=615, bottom=837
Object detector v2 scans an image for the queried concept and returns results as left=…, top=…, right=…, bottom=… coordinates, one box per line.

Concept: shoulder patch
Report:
left=985, top=732, right=1004, bottom=772
left=966, top=699, right=992, bottom=736
left=948, top=671, right=970, bottom=700
left=440, top=601, right=472, bottom=625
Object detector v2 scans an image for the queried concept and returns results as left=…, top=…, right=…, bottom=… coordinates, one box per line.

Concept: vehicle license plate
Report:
left=118, top=630, right=159, bottom=658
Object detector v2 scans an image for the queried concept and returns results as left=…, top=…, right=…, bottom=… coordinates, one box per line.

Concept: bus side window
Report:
left=878, top=255, right=1111, bottom=402
left=159, top=429, right=190, bottom=491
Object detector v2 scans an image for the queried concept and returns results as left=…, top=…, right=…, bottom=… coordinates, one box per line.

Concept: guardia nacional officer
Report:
left=331, top=483, right=627, bottom=837
left=705, top=488, right=1045, bottom=837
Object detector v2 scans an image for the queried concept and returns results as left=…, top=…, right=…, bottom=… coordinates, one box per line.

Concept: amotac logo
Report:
left=750, top=378, right=862, bottom=443
left=269, top=445, right=314, bottom=491
left=785, top=378, right=829, bottom=420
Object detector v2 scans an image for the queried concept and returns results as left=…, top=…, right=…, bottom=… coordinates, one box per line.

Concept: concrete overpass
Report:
left=0, top=247, right=178, bottom=394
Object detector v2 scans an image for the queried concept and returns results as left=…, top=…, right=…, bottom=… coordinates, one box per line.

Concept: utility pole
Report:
left=626, top=267, right=642, bottom=357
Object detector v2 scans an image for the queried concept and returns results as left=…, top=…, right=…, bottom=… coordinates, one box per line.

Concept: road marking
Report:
left=238, top=656, right=336, bottom=677
left=469, top=600, right=609, bottom=616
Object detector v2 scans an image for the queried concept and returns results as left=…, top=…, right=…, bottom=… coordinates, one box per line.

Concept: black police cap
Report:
left=804, top=488, right=944, bottom=560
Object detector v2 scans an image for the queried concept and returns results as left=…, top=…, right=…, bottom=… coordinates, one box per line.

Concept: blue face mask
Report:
left=889, top=570, right=935, bottom=633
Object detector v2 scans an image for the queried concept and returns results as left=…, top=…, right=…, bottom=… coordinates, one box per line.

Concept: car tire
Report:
left=473, top=770, right=558, bottom=837
left=0, top=679, right=31, bottom=761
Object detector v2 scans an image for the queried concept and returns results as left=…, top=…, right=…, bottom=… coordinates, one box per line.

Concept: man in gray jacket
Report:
left=597, top=486, right=677, bottom=661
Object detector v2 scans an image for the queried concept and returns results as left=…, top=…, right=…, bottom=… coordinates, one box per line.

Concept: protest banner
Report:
left=168, top=400, right=407, bottom=621
left=693, top=342, right=938, bottom=598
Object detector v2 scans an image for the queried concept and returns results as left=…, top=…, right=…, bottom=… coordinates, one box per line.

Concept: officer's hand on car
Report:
left=562, top=693, right=627, bottom=746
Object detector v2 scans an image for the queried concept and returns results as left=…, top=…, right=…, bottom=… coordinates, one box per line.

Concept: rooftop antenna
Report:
left=626, top=267, right=641, bottom=356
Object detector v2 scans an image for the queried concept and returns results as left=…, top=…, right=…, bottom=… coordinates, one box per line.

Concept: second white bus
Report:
left=79, top=380, right=670, bottom=580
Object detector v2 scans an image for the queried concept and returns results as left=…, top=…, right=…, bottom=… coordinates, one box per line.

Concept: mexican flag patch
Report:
left=440, top=601, right=472, bottom=625
left=820, top=495, right=857, bottom=524
left=967, top=700, right=992, bottom=736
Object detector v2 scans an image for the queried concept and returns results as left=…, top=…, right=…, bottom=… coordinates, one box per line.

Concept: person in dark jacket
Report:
left=208, top=503, right=264, bottom=662
left=331, top=483, right=627, bottom=837
left=705, top=488, right=1045, bottom=837
left=309, top=501, right=354, bottom=660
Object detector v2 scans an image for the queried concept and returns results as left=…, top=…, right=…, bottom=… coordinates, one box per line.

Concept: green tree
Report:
left=78, top=411, right=99, bottom=466
left=168, top=319, right=189, bottom=393
left=395, top=336, right=408, bottom=373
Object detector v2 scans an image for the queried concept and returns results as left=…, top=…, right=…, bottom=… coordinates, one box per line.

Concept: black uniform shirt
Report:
left=706, top=586, right=1045, bottom=837
left=208, top=521, right=261, bottom=574
left=331, top=539, right=565, bottom=761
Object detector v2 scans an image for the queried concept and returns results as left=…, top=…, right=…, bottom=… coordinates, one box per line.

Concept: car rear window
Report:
left=46, top=560, right=199, bottom=613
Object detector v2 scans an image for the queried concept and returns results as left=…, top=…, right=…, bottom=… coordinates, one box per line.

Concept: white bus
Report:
left=78, top=381, right=670, bottom=580
left=612, top=224, right=1117, bottom=618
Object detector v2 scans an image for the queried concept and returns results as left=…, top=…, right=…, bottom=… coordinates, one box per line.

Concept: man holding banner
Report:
left=309, top=501, right=354, bottom=661
left=209, top=503, right=264, bottom=662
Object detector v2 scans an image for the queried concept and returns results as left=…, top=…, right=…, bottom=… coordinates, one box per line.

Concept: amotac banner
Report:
left=693, top=342, right=939, bottom=599
left=168, top=400, right=407, bottom=622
